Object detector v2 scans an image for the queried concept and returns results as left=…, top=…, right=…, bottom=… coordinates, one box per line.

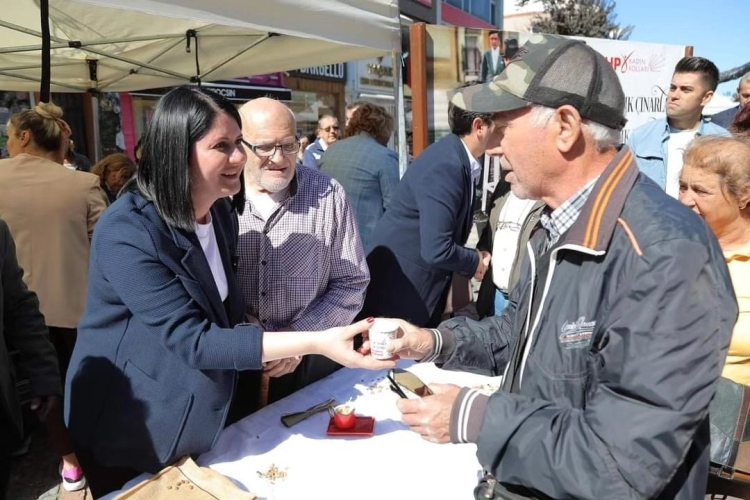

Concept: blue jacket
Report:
left=319, top=133, right=399, bottom=252
left=65, top=190, right=263, bottom=473
left=302, top=138, right=327, bottom=169
left=362, top=133, right=479, bottom=327
left=627, top=117, right=730, bottom=190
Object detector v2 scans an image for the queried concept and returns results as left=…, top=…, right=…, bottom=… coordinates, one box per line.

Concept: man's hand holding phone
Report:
left=387, top=369, right=461, bottom=444
left=396, top=383, right=461, bottom=444
left=382, top=318, right=435, bottom=361
left=387, top=368, right=434, bottom=399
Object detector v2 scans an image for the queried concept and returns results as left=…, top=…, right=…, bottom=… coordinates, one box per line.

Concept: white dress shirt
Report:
left=195, top=214, right=228, bottom=302
left=665, top=126, right=698, bottom=198
left=460, top=139, right=482, bottom=185
left=491, top=47, right=500, bottom=72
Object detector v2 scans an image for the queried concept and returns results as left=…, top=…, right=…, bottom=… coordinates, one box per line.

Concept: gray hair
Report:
left=528, top=105, right=620, bottom=152
left=740, top=72, right=750, bottom=89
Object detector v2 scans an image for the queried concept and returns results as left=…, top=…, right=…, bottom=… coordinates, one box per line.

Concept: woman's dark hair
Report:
left=730, top=103, right=750, bottom=135
left=448, top=83, right=493, bottom=136
left=344, top=103, right=394, bottom=146
left=137, top=86, right=245, bottom=231
left=134, top=134, right=145, bottom=163
left=65, top=140, right=76, bottom=163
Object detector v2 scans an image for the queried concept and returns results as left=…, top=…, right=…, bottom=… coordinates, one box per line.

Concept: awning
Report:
left=130, top=81, right=292, bottom=102
left=0, top=0, right=401, bottom=93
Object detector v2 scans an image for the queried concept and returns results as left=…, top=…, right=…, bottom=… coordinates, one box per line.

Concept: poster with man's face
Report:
left=424, top=26, right=530, bottom=143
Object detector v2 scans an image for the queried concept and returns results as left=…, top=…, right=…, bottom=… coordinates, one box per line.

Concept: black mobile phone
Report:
left=387, top=368, right=433, bottom=399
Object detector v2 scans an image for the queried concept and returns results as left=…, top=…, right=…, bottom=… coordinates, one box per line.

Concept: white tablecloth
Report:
left=104, top=362, right=501, bottom=500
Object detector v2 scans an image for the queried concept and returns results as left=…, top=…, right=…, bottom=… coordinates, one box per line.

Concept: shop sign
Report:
left=132, top=81, right=291, bottom=102
left=576, top=36, right=686, bottom=142
left=289, top=64, right=347, bottom=83
left=235, top=73, right=286, bottom=87
left=354, top=57, right=394, bottom=93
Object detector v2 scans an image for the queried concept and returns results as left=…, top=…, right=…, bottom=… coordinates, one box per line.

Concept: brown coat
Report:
left=0, top=154, right=107, bottom=328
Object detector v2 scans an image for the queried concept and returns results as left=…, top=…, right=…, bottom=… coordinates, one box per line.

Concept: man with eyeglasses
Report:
left=303, top=115, right=340, bottom=169
left=232, top=98, right=368, bottom=410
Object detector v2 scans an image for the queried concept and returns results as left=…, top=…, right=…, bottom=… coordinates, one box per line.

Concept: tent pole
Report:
left=0, top=71, right=88, bottom=92
left=409, top=23, right=428, bottom=158
left=102, top=37, right=187, bottom=89
left=40, top=0, right=50, bottom=102
left=200, top=34, right=272, bottom=80
left=80, top=46, right=192, bottom=80
left=186, top=30, right=201, bottom=86
left=91, top=94, right=102, bottom=163
left=394, top=49, right=408, bottom=178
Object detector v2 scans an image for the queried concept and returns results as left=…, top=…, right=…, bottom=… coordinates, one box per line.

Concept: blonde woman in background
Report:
left=0, top=102, right=107, bottom=491
left=679, top=135, right=750, bottom=384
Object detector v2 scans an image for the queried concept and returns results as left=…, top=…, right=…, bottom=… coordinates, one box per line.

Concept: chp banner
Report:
left=414, top=25, right=687, bottom=147
left=574, top=37, right=688, bottom=142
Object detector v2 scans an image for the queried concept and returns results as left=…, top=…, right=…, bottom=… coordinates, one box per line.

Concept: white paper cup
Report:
left=369, top=319, right=398, bottom=360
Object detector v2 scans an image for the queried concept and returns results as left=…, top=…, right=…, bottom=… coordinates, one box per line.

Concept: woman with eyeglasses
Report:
left=64, top=87, right=391, bottom=497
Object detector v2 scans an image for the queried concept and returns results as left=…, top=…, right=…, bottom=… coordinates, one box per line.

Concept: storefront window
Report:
left=132, top=96, right=160, bottom=144
left=132, top=89, right=328, bottom=146
left=0, top=92, right=32, bottom=158
left=445, top=0, right=493, bottom=23
left=98, top=93, right=126, bottom=158
left=463, top=32, right=482, bottom=80
left=287, top=91, right=336, bottom=137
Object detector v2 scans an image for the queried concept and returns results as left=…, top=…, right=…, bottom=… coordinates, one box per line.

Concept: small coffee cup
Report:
left=331, top=404, right=356, bottom=429
left=369, top=319, right=398, bottom=360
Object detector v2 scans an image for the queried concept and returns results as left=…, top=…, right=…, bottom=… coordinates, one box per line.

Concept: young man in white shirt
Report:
left=628, top=57, right=731, bottom=197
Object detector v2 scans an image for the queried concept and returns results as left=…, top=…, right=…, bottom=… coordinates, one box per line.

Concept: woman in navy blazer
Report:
left=64, top=87, right=392, bottom=497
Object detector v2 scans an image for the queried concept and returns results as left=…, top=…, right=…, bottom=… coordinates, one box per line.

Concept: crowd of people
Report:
left=1, top=32, right=750, bottom=500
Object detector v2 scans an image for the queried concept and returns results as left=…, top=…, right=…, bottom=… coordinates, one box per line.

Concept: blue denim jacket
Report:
left=627, top=117, right=731, bottom=190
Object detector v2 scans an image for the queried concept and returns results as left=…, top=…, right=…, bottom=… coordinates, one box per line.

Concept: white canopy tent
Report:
left=0, top=0, right=401, bottom=92
left=0, top=0, right=408, bottom=169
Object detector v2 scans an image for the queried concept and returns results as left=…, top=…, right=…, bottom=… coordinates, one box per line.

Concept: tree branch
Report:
left=720, top=62, right=750, bottom=84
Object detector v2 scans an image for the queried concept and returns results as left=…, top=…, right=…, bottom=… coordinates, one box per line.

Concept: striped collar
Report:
left=562, top=146, right=638, bottom=253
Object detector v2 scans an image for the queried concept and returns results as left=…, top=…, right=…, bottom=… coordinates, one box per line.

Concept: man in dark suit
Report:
left=480, top=31, right=504, bottom=83
left=710, top=73, right=750, bottom=128
left=362, top=90, right=496, bottom=327
left=503, top=38, right=519, bottom=66
left=1, top=218, right=61, bottom=497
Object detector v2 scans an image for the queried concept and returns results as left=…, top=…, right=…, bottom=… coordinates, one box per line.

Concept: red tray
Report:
left=326, top=416, right=375, bottom=437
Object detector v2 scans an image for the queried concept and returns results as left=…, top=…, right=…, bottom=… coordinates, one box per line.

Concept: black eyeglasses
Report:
left=241, top=138, right=300, bottom=158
